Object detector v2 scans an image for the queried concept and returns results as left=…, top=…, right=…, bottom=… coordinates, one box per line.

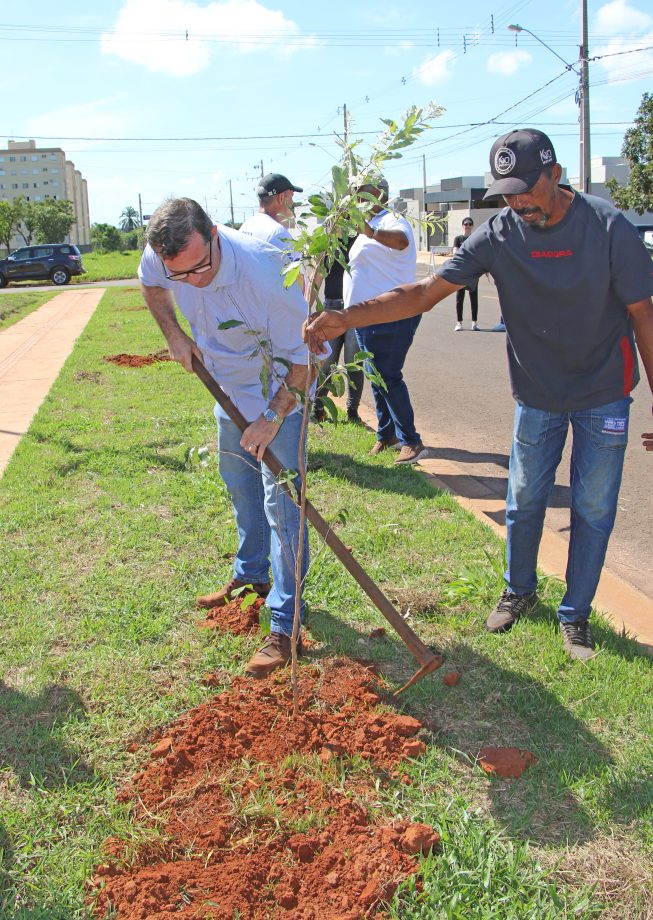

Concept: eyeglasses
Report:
left=161, top=236, right=213, bottom=281
left=463, top=222, right=473, bottom=227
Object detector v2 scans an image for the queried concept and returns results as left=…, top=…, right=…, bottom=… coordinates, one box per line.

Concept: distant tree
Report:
left=91, top=222, right=122, bottom=252
left=119, top=205, right=140, bottom=231
left=0, top=199, right=29, bottom=252
left=33, top=199, right=76, bottom=243
left=14, top=197, right=37, bottom=246
left=606, top=93, right=653, bottom=215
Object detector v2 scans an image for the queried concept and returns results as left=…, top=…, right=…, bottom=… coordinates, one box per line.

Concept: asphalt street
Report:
left=356, top=265, right=652, bottom=600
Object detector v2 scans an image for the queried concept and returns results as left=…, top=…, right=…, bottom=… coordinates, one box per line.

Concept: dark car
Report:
left=0, top=243, right=86, bottom=287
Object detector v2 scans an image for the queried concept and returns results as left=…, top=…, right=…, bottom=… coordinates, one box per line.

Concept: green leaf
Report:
left=273, top=357, right=291, bottom=370
left=327, top=371, right=345, bottom=398
left=283, top=263, right=302, bottom=288
left=218, top=319, right=244, bottom=330
left=331, top=165, right=348, bottom=199
left=259, top=365, right=269, bottom=399
left=320, top=394, right=338, bottom=423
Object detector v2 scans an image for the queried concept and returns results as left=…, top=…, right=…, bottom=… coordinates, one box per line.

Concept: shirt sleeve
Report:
left=138, top=244, right=173, bottom=289
left=437, top=225, right=494, bottom=287
left=608, top=214, right=653, bottom=305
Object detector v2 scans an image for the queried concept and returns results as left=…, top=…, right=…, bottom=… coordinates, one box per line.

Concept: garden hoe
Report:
left=192, top=355, right=443, bottom=695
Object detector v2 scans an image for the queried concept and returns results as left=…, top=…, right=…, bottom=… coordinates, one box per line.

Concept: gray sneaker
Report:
left=486, top=588, right=537, bottom=633
left=560, top=620, right=596, bottom=660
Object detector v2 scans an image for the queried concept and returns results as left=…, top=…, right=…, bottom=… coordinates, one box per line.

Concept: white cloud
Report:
left=596, top=0, right=651, bottom=31
left=594, top=0, right=653, bottom=83
left=23, top=99, right=134, bottom=151
left=384, top=41, right=415, bottom=56
left=211, top=171, right=224, bottom=183
left=486, top=49, right=532, bottom=76
left=413, top=50, right=456, bottom=86
left=101, top=0, right=311, bottom=77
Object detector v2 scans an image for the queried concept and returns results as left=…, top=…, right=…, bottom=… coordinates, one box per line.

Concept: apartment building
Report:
left=0, top=139, right=90, bottom=249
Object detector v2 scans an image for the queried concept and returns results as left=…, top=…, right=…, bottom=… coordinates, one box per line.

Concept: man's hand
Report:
left=241, top=417, right=281, bottom=462
left=167, top=328, right=203, bottom=373
left=302, top=310, right=345, bottom=355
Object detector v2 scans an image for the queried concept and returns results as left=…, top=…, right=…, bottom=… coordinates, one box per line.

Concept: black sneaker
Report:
left=347, top=409, right=363, bottom=425
left=486, top=588, right=537, bottom=633
left=560, top=620, right=596, bottom=660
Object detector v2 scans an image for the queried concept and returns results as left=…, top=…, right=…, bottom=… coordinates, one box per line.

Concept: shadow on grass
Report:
left=305, top=605, right=652, bottom=851
left=309, top=447, right=442, bottom=500
left=25, top=430, right=187, bottom=476
left=0, top=682, right=94, bottom=789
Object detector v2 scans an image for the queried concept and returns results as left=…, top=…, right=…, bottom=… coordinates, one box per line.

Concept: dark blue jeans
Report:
left=356, top=316, right=421, bottom=445
left=505, top=397, right=631, bottom=623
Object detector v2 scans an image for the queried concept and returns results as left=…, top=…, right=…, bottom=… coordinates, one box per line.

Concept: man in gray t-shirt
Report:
left=305, top=129, right=653, bottom=661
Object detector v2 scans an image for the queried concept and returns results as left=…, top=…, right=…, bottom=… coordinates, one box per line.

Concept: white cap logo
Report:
left=495, top=147, right=516, bottom=176
left=540, top=148, right=553, bottom=165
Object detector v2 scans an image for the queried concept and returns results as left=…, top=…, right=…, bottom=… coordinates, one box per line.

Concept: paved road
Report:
left=359, top=265, right=652, bottom=600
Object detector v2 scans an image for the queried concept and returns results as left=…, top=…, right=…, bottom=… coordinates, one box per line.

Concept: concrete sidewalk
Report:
left=0, top=288, right=105, bottom=475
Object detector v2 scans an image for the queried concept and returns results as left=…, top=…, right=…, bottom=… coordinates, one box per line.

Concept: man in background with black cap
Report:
left=240, top=172, right=303, bottom=258
left=304, top=128, right=653, bottom=661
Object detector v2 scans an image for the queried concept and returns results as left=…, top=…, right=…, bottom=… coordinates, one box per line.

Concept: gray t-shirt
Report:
left=437, top=191, right=653, bottom=411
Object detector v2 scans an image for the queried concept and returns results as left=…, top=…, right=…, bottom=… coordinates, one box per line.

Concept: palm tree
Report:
left=119, top=205, right=140, bottom=231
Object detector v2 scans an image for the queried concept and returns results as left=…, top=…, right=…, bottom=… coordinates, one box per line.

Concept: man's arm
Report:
left=627, top=297, right=653, bottom=451
left=242, top=361, right=318, bottom=461
left=140, top=283, right=202, bottom=373
left=303, top=273, right=462, bottom=353
left=363, top=221, right=408, bottom=251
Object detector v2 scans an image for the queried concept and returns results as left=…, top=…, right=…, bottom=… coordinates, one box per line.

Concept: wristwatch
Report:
left=263, top=407, right=282, bottom=425
left=372, top=225, right=380, bottom=239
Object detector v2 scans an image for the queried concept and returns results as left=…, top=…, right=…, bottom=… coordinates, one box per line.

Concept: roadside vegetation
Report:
left=0, top=291, right=58, bottom=330
left=1, top=286, right=652, bottom=917
left=73, top=249, right=141, bottom=283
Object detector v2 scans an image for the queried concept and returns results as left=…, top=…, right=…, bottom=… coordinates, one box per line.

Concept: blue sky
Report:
left=3, top=0, right=652, bottom=226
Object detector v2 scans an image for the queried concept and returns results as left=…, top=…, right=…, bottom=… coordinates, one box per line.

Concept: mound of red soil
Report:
left=90, top=660, right=439, bottom=919
left=197, top=596, right=265, bottom=635
left=477, top=746, right=538, bottom=779
left=103, top=352, right=171, bottom=368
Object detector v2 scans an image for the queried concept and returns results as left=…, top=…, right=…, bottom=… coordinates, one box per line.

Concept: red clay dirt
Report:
left=89, top=659, right=440, bottom=919
left=197, top=596, right=266, bottom=634
left=103, top=352, right=171, bottom=368
left=477, top=746, right=539, bottom=779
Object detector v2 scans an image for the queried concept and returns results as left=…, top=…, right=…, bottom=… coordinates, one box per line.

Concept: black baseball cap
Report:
left=484, top=129, right=557, bottom=198
left=257, top=173, right=303, bottom=198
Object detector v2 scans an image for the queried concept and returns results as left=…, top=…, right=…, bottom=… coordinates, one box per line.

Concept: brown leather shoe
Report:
left=196, top=578, right=271, bottom=610
left=395, top=441, right=425, bottom=464
left=245, top=632, right=302, bottom=678
left=369, top=437, right=400, bottom=456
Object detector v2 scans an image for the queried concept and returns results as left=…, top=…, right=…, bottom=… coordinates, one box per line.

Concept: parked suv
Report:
left=0, top=243, right=86, bottom=287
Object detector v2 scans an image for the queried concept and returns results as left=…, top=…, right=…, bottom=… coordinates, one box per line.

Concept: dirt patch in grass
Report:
left=197, top=597, right=265, bottom=635
left=74, top=370, right=104, bottom=384
left=103, top=352, right=171, bottom=368
left=89, top=659, right=440, bottom=919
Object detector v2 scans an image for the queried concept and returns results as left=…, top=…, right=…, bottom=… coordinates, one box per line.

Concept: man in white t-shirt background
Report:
left=345, top=176, right=424, bottom=464
left=240, top=172, right=303, bottom=258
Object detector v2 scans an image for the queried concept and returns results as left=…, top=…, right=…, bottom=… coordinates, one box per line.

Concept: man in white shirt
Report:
left=346, top=176, right=424, bottom=464
left=138, top=197, right=318, bottom=677
left=240, top=172, right=303, bottom=258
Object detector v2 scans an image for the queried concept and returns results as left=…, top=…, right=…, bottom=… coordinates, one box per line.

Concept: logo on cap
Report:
left=494, top=147, right=516, bottom=176
left=540, top=148, right=553, bottom=166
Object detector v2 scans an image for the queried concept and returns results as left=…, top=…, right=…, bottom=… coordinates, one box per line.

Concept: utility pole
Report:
left=422, top=155, right=428, bottom=252
left=579, top=0, right=591, bottom=194
left=228, top=179, right=235, bottom=226
left=260, top=160, right=264, bottom=179
left=343, top=103, right=352, bottom=177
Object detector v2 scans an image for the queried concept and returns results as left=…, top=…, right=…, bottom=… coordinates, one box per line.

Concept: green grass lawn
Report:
left=0, top=291, right=58, bottom=331
left=72, top=249, right=140, bottom=283
left=0, top=287, right=652, bottom=918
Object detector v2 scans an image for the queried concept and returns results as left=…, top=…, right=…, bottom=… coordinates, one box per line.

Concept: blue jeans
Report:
left=316, top=298, right=364, bottom=412
left=505, top=397, right=631, bottom=623
left=355, top=316, right=421, bottom=445
left=216, top=407, right=308, bottom=637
